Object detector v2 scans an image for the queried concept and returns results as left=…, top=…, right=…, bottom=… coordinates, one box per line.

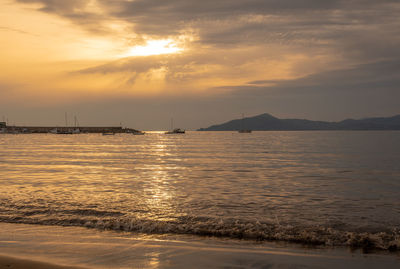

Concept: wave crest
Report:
left=1, top=214, right=399, bottom=251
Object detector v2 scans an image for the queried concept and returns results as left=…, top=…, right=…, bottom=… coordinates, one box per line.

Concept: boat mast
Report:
left=65, top=112, right=68, bottom=127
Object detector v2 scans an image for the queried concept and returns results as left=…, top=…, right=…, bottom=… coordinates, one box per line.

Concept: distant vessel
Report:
left=49, top=128, right=58, bottom=134
left=61, top=113, right=73, bottom=134
left=165, top=118, right=185, bottom=134
left=125, top=129, right=145, bottom=135
left=49, top=128, right=73, bottom=134
left=102, top=132, right=115, bottom=136
left=57, top=129, right=73, bottom=134
left=165, top=128, right=185, bottom=134
left=72, top=115, right=81, bottom=134
left=238, top=113, right=252, bottom=133
left=132, top=130, right=145, bottom=135
left=49, top=113, right=77, bottom=134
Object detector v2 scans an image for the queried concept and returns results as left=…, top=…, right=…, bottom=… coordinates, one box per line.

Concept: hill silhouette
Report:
left=198, top=113, right=400, bottom=131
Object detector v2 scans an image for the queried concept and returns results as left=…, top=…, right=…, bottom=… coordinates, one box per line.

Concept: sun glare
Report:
left=126, top=39, right=182, bottom=57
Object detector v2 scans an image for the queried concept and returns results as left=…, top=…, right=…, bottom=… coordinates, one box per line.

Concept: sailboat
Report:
left=72, top=115, right=81, bottom=134
left=165, top=118, right=185, bottom=134
left=238, top=113, right=252, bottom=133
left=132, top=130, right=145, bottom=135
left=52, top=113, right=74, bottom=134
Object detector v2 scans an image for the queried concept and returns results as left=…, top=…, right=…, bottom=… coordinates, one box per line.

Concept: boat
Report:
left=49, top=128, right=73, bottom=134
left=125, top=129, right=145, bottom=135
left=6, top=128, right=21, bottom=134
left=238, top=113, right=252, bottom=133
left=59, top=113, right=73, bottom=134
left=49, top=128, right=58, bottom=134
left=132, top=130, right=145, bottom=135
left=165, top=118, right=185, bottom=134
left=165, top=128, right=185, bottom=134
left=72, top=116, right=81, bottom=134
left=49, top=113, right=75, bottom=134
left=57, top=129, right=73, bottom=134
left=102, top=132, right=115, bottom=136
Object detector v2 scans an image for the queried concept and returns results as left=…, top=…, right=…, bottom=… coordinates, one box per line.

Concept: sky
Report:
left=1, top=0, right=399, bottom=130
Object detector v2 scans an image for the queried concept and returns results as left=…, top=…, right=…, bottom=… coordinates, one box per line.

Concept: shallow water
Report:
left=1, top=223, right=399, bottom=269
left=1, top=131, right=400, bottom=249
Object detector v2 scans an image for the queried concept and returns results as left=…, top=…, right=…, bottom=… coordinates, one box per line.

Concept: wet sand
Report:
left=0, top=223, right=399, bottom=269
left=0, top=255, right=85, bottom=269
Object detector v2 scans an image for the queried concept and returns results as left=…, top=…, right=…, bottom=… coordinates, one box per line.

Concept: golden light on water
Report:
left=124, top=39, right=183, bottom=57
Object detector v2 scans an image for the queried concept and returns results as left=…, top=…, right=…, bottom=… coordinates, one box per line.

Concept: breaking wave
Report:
left=1, top=212, right=399, bottom=252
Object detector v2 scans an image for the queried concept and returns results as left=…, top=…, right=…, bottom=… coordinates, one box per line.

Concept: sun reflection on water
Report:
left=141, top=134, right=185, bottom=222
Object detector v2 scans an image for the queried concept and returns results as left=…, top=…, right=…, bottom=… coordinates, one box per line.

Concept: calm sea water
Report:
left=1, top=131, right=400, bottom=250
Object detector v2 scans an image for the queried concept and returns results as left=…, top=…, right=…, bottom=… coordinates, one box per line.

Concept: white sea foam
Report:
left=0, top=212, right=399, bottom=251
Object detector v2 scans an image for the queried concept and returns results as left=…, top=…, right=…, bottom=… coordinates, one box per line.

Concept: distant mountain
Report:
left=198, top=113, right=400, bottom=131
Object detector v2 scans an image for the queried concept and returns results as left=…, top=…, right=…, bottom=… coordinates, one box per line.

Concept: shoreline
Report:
left=0, top=223, right=399, bottom=268
left=0, top=255, right=86, bottom=269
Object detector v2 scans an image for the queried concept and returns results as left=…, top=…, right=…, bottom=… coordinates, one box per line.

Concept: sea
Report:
left=1, top=131, right=400, bottom=252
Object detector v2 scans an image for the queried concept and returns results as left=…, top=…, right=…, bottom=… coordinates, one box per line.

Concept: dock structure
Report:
left=0, top=123, right=139, bottom=134
left=0, top=122, right=6, bottom=133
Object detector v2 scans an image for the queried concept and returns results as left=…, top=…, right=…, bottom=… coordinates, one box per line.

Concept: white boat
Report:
left=49, top=128, right=73, bottom=134
left=165, top=118, right=185, bottom=134
left=49, top=128, right=58, bottom=134
left=165, top=128, right=185, bottom=134
left=49, top=114, right=77, bottom=134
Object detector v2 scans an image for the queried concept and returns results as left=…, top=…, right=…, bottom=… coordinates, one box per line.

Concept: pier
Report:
left=0, top=122, right=138, bottom=134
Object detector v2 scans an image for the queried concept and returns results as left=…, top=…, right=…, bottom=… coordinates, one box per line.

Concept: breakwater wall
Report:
left=3, top=126, right=137, bottom=133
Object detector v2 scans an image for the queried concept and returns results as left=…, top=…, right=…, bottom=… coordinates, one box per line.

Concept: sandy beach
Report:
left=0, top=223, right=399, bottom=269
left=0, top=255, right=85, bottom=269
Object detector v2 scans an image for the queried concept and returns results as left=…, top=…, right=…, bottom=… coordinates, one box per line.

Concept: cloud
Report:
left=0, top=26, right=32, bottom=35
left=5, top=0, right=400, bottom=127
left=189, top=58, right=400, bottom=123
left=16, top=0, right=112, bottom=34
left=223, top=59, right=400, bottom=94
left=15, top=0, right=400, bottom=61
left=215, top=59, right=400, bottom=120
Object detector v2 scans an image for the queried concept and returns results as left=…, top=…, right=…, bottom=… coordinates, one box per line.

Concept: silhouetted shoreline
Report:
left=199, top=113, right=400, bottom=131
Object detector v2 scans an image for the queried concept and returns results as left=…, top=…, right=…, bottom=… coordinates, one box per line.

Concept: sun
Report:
left=125, top=39, right=182, bottom=57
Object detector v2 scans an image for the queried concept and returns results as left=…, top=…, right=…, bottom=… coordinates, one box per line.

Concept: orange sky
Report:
left=1, top=0, right=399, bottom=129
